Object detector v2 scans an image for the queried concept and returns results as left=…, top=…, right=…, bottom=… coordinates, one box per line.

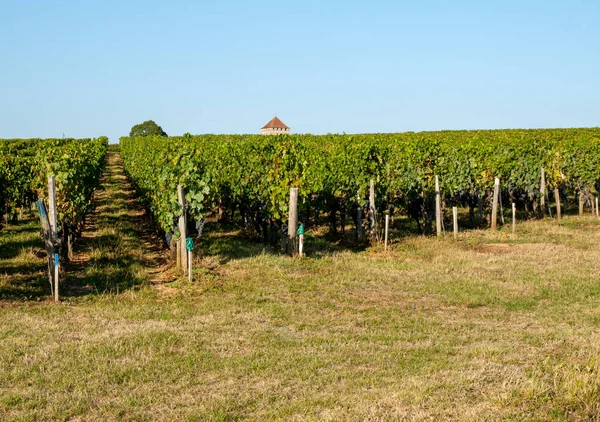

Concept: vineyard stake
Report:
left=177, top=185, right=187, bottom=275
left=54, top=253, right=59, bottom=302
left=369, top=179, right=376, bottom=238
left=499, top=189, right=505, bottom=225
left=435, top=175, right=442, bottom=237
left=579, top=191, right=584, bottom=216
left=597, top=197, right=599, bottom=217
left=384, top=214, right=389, bottom=251
left=47, top=175, right=58, bottom=295
left=35, top=200, right=55, bottom=298
left=492, top=178, right=500, bottom=230
left=297, top=223, right=305, bottom=257
left=540, top=168, right=546, bottom=217
left=176, top=237, right=181, bottom=270
left=512, top=203, right=516, bottom=234
left=185, top=237, right=194, bottom=282
left=356, top=199, right=364, bottom=241
left=48, top=175, right=58, bottom=240
left=288, top=188, right=299, bottom=256
left=188, top=250, right=192, bottom=282
left=555, top=188, right=561, bottom=220
left=453, top=207, right=458, bottom=240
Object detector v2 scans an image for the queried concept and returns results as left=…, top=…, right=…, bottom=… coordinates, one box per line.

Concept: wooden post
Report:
left=579, top=191, right=584, bottom=216
left=35, top=200, right=55, bottom=298
left=492, top=178, right=500, bottom=230
left=356, top=198, right=363, bottom=241
left=48, top=175, right=58, bottom=240
left=596, top=197, right=599, bottom=217
left=512, top=203, right=516, bottom=234
left=555, top=188, right=561, bottom=220
left=435, top=175, right=442, bottom=237
left=356, top=204, right=363, bottom=242
left=47, top=176, right=58, bottom=295
left=177, top=185, right=187, bottom=274
left=288, top=188, right=298, bottom=256
left=67, top=228, right=74, bottom=262
left=540, top=168, right=546, bottom=216
left=369, top=179, right=376, bottom=237
left=384, top=214, right=389, bottom=251
left=188, top=250, right=192, bottom=282
left=54, top=253, right=59, bottom=302
left=452, top=207, right=458, bottom=240
left=299, top=234, right=304, bottom=257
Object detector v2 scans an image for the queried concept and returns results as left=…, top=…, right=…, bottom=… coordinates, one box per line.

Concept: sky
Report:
left=0, top=0, right=599, bottom=142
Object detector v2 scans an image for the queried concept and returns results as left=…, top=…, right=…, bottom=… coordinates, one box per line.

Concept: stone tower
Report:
left=261, top=116, right=290, bottom=135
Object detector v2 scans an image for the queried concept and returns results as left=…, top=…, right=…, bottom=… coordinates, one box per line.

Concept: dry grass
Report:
left=2, top=157, right=600, bottom=420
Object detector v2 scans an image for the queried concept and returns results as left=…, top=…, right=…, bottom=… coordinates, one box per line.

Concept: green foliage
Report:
left=129, top=120, right=168, bottom=137
left=120, top=136, right=209, bottom=232
left=0, top=157, right=6, bottom=219
left=121, top=128, right=600, bottom=235
left=0, top=137, right=108, bottom=228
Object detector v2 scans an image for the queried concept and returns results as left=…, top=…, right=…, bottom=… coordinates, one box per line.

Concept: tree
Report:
left=129, top=120, right=168, bottom=137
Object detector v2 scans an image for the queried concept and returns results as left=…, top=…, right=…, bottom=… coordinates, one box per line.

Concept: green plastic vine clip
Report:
left=186, top=237, right=194, bottom=252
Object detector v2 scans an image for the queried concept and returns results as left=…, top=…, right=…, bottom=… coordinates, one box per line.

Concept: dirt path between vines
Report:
left=66, top=152, right=172, bottom=296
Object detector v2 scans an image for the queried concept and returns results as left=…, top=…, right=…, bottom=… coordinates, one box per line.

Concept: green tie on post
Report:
left=186, top=238, right=194, bottom=251
left=297, top=224, right=305, bottom=257
left=186, top=238, right=194, bottom=281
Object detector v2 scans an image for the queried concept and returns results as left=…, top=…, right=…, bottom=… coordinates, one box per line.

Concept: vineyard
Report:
left=121, top=128, right=600, bottom=245
left=3, top=130, right=600, bottom=419
left=0, top=137, right=108, bottom=256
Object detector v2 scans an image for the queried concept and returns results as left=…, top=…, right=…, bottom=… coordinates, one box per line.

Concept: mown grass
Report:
left=61, top=153, right=163, bottom=297
left=0, top=218, right=49, bottom=301
left=2, top=156, right=600, bottom=420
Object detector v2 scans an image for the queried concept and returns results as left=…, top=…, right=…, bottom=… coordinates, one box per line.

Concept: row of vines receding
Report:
left=120, top=128, right=600, bottom=245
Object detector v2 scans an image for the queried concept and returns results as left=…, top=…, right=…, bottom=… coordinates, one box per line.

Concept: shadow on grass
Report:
left=196, top=205, right=499, bottom=263
left=0, top=238, right=44, bottom=260
left=0, top=222, right=39, bottom=235
left=0, top=271, right=49, bottom=301
left=0, top=219, right=50, bottom=301
left=203, top=205, right=475, bottom=260
left=200, top=225, right=277, bottom=262
left=198, top=220, right=377, bottom=264
left=64, top=255, right=149, bottom=296
left=0, top=262, right=47, bottom=277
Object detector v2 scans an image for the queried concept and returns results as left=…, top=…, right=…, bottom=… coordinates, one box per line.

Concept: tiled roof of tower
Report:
left=262, top=116, right=289, bottom=129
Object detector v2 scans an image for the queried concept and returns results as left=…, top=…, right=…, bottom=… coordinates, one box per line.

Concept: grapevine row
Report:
left=121, top=128, right=600, bottom=242
left=0, top=137, right=108, bottom=254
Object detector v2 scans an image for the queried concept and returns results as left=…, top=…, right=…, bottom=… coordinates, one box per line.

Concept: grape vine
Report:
left=121, top=128, right=600, bottom=242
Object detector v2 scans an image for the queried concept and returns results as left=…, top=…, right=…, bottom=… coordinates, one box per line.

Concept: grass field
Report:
left=2, top=154, right=600, bottom=420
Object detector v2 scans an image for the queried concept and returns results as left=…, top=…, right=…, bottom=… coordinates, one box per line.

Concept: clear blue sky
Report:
left=1, top=0, right=598, bottom=142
